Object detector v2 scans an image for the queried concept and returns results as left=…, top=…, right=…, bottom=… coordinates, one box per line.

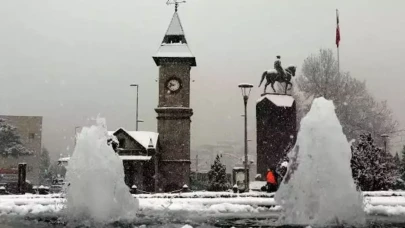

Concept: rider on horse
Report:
left=274, top=55, right=287, bottom=80
left=259, top=55, right=297, bottom=94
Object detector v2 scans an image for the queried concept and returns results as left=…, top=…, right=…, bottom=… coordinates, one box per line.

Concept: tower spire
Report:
left=166, top=0, right=186, bottom=13
left=153, top=2, right=196, bottom=67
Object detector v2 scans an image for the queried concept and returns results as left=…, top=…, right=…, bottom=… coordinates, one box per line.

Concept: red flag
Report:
left=336, top=10, right=340, bottom=47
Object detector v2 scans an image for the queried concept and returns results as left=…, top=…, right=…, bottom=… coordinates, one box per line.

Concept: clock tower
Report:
left=152, top=10, right=196, bottom=192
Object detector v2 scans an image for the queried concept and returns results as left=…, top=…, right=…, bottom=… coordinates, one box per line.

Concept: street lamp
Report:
left=238, top=83, right=253, bottom=191
left=130, top=84, right=141, bottom=131
left=381, top=134, right=389, bottom=153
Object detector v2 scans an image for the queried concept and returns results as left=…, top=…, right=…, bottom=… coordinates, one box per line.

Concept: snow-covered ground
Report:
left=1, top=191, right=405, bottom=217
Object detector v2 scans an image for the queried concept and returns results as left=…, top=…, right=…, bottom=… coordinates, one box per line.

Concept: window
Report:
left=118, top=138, right=126, bottom=148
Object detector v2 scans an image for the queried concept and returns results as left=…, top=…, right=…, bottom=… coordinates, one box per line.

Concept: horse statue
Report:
left=258, top=65, right=297, bottom=94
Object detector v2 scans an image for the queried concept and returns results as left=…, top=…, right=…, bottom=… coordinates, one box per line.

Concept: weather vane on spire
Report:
left=166, top=0, right=186, bottom=12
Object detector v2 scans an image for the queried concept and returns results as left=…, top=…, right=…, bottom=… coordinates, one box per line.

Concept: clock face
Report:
left=166, top=78, right=181, bottom=92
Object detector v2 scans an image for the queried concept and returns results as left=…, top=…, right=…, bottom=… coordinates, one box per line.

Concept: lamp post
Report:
left=130, top=84, right=140, bottom=131
left=381, top=134, right=389, bottom=153
left=238, top=83, right=253, bottom=192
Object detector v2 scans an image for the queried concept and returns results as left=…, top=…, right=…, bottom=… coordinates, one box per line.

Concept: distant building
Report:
left=0, top=115, right=43, bottom=184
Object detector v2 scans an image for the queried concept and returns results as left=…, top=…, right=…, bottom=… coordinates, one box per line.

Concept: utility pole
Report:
left=130, top=84, right=140, bottom=131
left=196, top=154, right=199, bottom=172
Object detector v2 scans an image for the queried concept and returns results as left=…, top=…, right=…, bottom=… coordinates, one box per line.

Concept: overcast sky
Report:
left=0, top=0, right=404, bottom=160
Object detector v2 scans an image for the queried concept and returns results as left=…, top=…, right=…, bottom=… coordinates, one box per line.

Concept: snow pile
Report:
left=0, top=201, right=63, bottom=216
left=133, top=191, right=274, bottom=199
left=139, top=199, right=275, bottom=214
left=366, top=197, right=405, bottom=206
left=276, top=97, right=365, bottom=226
left=0, top=196, right=278, bottom=216
left=65, top=118, right=138, bottom=223
left=249, top=181, right=267, bottom=191
left=364, top=204, right=405, bottom=216
left=208, top=203, right=265, bottom=214
left=363, top=191, right=405, bottom=197
left=4, top=193, right=405, bottom=217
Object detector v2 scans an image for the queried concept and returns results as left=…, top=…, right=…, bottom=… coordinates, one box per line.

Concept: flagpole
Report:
left=337, top=42, right=340, bottom=75
left=336, top=9, right=340, bottom=76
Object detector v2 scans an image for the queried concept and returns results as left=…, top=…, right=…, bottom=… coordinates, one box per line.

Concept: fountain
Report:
left=64, top=118, right=139, bottom=223
left=275, top=97, right=365, bottom=226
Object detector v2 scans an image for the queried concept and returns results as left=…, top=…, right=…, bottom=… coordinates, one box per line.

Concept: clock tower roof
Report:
left=165, top=12, right=185, bottom=36
left=153, top=12, right=196, bottom=67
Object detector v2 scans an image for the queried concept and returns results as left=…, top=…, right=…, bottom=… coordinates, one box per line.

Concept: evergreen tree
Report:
left=351, top=133, right=400, bottom=191
left=207, top=155, right=229, bottom=191
left=394, top=152, right=401, bottom=168
left=401, top=146, right=405, bottom=180
left=39, top=147, right=52, bottom=184
left=0, top=118, right=30, bottom=157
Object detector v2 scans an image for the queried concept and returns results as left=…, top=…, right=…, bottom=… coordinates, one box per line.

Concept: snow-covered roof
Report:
left=125, top=131, right=158, bottom=149
left=281, top=161, right=289, bottom=167
left=54, top=154, right=152, bottom=163
left=119, top=155, right=152, bottom=161
left=165, top=12, right=184, bottom=36
left=153, top=11, right=196, bottom=66
left=112, top=128, right=159, bottom=149
left=154, top=43, right=194, bottom=58
left=58, top=157, right=70, bottom=162
left=257, top=94, right=295, bottom=107
left=238, top=83, right=254, bottom=88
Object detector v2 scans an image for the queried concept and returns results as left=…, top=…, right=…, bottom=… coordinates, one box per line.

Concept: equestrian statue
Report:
left=259, top=55, right=297, bottom=94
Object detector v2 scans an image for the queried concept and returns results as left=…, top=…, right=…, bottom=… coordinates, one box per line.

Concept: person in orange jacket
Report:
left=266, top=168, right=278, bottom=193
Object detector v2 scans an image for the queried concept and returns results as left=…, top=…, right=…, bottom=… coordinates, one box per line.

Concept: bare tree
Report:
left=295, top=49, right=398, bottom=142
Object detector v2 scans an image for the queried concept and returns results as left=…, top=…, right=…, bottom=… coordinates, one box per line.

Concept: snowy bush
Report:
left=351, top=133, right=400, bottom=191
left=296, top=49, right=398, bottom=141
left=0, top=119, right=30, bottom=157
left=207, top=155, right=230, bottom=191
left=107, top=135, right=119, bottom=152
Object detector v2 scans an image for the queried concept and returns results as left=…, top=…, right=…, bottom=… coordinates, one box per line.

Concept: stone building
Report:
left=0, top=115, right=43, bottom=184
left=109, top=128, right=159, bottom=192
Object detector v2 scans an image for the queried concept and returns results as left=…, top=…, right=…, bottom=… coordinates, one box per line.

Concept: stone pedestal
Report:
left=256, top=94, right=297, bottom=179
